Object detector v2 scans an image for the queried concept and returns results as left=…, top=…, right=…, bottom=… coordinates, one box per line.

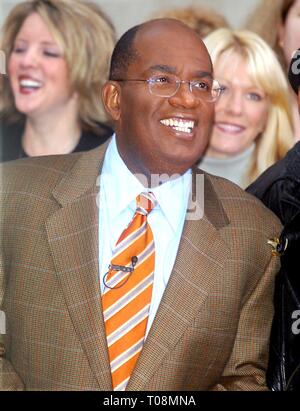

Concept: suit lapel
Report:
left=127, top=170, right=231, bottom=390
left=45, top=143, right=113, bottom=390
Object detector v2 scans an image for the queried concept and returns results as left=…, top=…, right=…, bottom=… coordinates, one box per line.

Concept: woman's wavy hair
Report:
left=0, top=0, right=116, bottom=132
left=204, top=28, right=294, bottom=185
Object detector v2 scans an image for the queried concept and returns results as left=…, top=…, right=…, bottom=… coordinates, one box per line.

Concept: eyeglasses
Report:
left=114, top=75, right=223, bottom=102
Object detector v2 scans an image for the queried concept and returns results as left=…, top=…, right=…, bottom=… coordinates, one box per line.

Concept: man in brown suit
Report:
left=0, top=19, right=281, bottom=391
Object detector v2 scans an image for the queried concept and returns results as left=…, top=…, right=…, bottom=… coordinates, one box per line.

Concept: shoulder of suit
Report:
left=0, top=145, right=103, bottom=192
left=1, top=151, right=79, bottom=182
left=205, top=172, right=282, bottom=232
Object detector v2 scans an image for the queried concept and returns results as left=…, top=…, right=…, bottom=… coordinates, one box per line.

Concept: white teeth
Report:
left=174, top=126, right=192, bottom=133
left=160, top=118, right=195, bottom=133
left=20, top=79, right=42, bottom=88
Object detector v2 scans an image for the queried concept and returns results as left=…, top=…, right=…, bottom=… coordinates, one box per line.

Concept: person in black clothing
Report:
left=247, top=49, right=300, bottom=391
left=0, top=0, right=115, bottom=162
left=0, top=117, right=113, bottom=162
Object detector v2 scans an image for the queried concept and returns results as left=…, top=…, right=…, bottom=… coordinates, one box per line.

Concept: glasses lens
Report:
left=210, top=79, right=222, bottom=102
left=149, top=75, right=178, bottom=97
left=148, top=76, right=222, bottom=101
left=190, top=78, right=221, bottom=102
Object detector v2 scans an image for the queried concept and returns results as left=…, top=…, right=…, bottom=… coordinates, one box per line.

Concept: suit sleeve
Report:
left=210, top=250, right=280, bottom=391
left=0, top=255, right=24, bottom=391
left=0, top=358, right=24, bottom=391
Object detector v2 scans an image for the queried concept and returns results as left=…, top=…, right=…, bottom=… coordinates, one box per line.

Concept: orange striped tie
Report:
left=102, top=192, right=157, bottom=391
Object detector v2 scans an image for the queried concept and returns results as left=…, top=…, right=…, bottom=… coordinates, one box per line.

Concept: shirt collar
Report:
left=101, top=134, right=192, bottom=233
left=151, top=170, right=191, bottom=233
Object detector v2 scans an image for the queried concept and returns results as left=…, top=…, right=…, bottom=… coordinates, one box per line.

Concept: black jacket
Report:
left=247, top=142, right=300, bottom=391
left=0, top=118, right=113, bottom=162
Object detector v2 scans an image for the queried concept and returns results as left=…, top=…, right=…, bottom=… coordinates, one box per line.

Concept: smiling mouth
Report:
left=19, top=78, right=43, bottom=91
left=160, top=118, right=195, bottom=134
left=215, top=122, right=245, bottom=134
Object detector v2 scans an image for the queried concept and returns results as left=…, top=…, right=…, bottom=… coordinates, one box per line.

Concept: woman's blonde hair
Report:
left=0, top=0, right=116, bottom=132
left=245, top=0, right=295, bottom=69
left=204, top=28, right=294, bottom=185
left=151, top=6, right=229, bottom=38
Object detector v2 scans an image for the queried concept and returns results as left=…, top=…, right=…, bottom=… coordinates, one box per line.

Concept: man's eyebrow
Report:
left=148, top=65, right=176, bottom=74
left=194, top=71, right=213, bottom=79
left=148, top=66, right=213, bottom=79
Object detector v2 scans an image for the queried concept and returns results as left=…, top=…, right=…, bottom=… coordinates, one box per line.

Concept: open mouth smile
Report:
left=19, top=76, right=43, bottom=92
left=160, top=118, right=195, bottom=134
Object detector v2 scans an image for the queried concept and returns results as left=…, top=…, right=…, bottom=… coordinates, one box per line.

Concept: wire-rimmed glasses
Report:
left=114, top=74, right=223, bottom=102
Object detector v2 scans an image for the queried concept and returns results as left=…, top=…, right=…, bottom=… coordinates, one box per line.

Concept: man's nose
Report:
left=168, top=81, right=201, bottom=109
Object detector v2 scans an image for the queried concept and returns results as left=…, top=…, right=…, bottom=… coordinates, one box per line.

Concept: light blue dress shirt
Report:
left=98, top=135, right=192, bottom=335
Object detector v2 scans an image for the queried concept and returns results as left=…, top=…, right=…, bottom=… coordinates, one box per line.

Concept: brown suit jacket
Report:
left=0, top=142, right=281, bottom=390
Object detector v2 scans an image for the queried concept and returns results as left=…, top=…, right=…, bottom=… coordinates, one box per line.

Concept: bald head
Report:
left=109, top=18, right=211, bottom=80
left=139, top=17, right=206, bottom=36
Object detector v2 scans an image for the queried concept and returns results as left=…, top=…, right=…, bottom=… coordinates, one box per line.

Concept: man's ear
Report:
left=102, top=81, right=121, bottom=121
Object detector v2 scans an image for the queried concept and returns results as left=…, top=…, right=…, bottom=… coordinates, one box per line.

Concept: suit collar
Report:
left=189, top=165, right=230, bottom=230
left=51, top=144, right=229, bottom=231
left=51, top=140, right=110, bottom=207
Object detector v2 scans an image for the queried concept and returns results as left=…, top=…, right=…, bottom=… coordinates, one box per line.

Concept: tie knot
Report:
left=136, top=192, right=157, bottom=215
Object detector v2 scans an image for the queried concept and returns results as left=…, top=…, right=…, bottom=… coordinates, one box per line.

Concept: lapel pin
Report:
left=267, top=237, right=289, bottom=256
